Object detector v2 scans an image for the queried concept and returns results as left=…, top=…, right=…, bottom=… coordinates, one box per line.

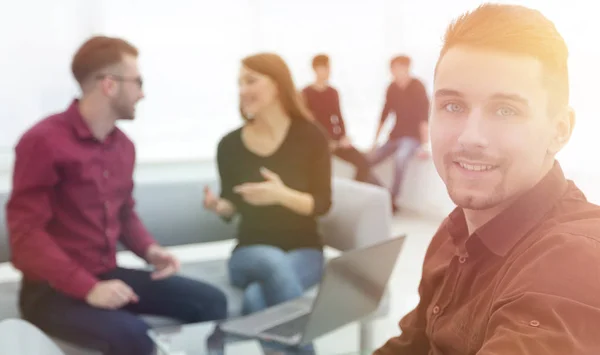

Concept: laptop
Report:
left=220, top=235, right=405, bottom=346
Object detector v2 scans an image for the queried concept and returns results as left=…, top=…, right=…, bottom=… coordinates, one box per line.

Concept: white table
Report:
left=149, top=320, right=372, bottom=355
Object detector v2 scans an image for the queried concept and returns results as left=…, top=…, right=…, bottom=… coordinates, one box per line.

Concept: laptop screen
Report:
left=300, top=236, right=405, bottom=343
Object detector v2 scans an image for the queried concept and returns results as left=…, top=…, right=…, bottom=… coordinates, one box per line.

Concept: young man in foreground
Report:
left=375, top=3, right=600, bottom=354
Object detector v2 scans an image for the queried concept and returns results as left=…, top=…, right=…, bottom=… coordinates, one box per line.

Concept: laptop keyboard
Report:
left=263, top=314, right=310, bottom=338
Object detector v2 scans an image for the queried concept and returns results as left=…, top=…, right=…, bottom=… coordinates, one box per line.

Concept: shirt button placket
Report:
left=101, top=201, right=110, bottom=266
left=104, top=201, right=111, bottom=240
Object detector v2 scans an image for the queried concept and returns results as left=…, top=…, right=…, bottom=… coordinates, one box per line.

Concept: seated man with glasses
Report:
left=6, top=36, right=228, bottom=355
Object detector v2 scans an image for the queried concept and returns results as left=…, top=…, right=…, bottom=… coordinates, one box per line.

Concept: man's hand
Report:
left=86, top=280, right=139, bottom=310
left=146, top=244, right=180, bottom=280
left=328, top=140, right=338, bottom=152
left=416, top=143, right=431, bottom=160
left=370, top=142, right=379, bottom=153
left=416, top=149, right=430, bottom=160
left=234, top=167, right=287, bottom=206
left=338, top=136, right=352, bottom=148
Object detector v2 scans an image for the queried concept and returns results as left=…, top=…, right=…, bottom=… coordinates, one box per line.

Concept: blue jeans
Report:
left=369, top=137, right=421, bottom=199
left=228, top=245, right=324, bottom=315
left=19, top=268, right=228, bottom=355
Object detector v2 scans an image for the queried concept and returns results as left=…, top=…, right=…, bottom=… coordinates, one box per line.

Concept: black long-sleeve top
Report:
left=216, top=118, right=332, bottom=251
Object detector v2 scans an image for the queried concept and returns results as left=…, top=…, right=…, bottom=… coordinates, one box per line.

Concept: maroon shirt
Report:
left=375, top=162, right=600, bottom=354
left=302, top=85, right=346, bottom=140
left=6, top=100, right=156, bottom=300
left=380, top=79, right=429, bottom=142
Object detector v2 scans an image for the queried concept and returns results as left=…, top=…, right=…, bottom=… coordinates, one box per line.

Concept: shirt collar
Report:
left=65, top=99, right=119, bottom=143
left=448, top=161, right=569, bottom=257
left=65, top=99, right=94, bottom=140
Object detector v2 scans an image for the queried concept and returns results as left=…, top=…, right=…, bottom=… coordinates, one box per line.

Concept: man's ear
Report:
left=100, top=76, right=119, bottom=97
left=548, top=106, right=575, bottom=155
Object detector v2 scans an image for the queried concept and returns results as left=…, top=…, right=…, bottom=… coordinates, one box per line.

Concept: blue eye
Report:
left=444, top=103, right=463, bottom=113
left=496, top=107, right=517, bottom=116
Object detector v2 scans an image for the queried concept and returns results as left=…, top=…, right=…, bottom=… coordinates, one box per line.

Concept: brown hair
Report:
left=312, top=54, right=330, bottom=69
left=391, top=55, right=411, bottom=68
left=240, top=53, right=313, bottom=122
left=71, top=36, right=138, bottom=87
left=436, top=3, right=569, bottom=114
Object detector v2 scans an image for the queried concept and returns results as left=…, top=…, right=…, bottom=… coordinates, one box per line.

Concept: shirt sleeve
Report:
left=308, top=124, right=332, bottom=216
left=332, top=89, right=347, bottom=137
left=217, top=136, right=242, bottom=217
left=415, top=80, right=430, bottom=123
left=374, top=280, right=432, bottom=355
left=477, top=233, right=600, bottom=354
left=6, top=133, right=98, bottom=300
left=374, top=223, right=449, bottom=355
left=379, top=84, right=394, bottom=124
left=118, top=146, right=156, bottom=259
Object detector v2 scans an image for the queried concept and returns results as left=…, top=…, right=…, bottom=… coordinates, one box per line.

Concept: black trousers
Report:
left=334, top=145, right=378, bottom=184
left=20, top=267, right=228, bottom=355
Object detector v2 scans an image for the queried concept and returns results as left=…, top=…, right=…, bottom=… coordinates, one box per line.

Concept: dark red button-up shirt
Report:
left=375, top=162, right=600, bottom=354
left=379, top=79, right=429, bottom=142
left=302, top=85, right=347, bottom=141
left=6, top=100, right=156, bottom=300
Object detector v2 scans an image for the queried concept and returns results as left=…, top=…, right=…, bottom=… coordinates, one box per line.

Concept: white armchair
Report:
left=320, top=177, right=393, bottom=251
left=0, top=319, right=65, bottom=355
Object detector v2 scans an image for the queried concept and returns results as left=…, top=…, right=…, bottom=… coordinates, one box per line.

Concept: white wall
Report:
left=0, top=0, right=402, bottom=167
left=1, top=0, right=599, bottom=207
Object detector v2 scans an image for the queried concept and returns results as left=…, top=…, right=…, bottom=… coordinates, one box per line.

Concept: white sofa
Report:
left=0, top=175, right=394, bottom=354
left=333, top=155, right=455, bottom=218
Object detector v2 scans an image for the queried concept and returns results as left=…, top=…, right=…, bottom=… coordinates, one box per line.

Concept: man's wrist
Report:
left=144, top=243, right=159, bottom=260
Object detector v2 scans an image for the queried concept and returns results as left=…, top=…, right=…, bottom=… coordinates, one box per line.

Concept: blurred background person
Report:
left=302, top=54, right=379, bottom=186
left=370, top=55, right=430, bottom=212
left=203, top=53, right=332, bottom=316
left=6, top=36, right=227, bottom=355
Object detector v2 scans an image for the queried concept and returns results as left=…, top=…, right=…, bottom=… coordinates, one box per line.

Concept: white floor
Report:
left=0, top=211, right=443, bottom=353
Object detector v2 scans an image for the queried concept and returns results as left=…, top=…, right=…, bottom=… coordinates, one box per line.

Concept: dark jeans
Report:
left=334, top=145, right=380, bottom=185
left=19, top=267, right=228, bottom=355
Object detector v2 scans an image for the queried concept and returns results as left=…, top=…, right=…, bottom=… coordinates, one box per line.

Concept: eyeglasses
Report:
left=96, top=74, right=143, bottom=89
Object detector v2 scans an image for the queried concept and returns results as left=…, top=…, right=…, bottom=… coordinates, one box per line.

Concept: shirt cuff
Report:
left=128, top=233, right=156, bottom=260
left=55, top=268, right=99, bottom=300
left=122, top=217, right=158, bottom=259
